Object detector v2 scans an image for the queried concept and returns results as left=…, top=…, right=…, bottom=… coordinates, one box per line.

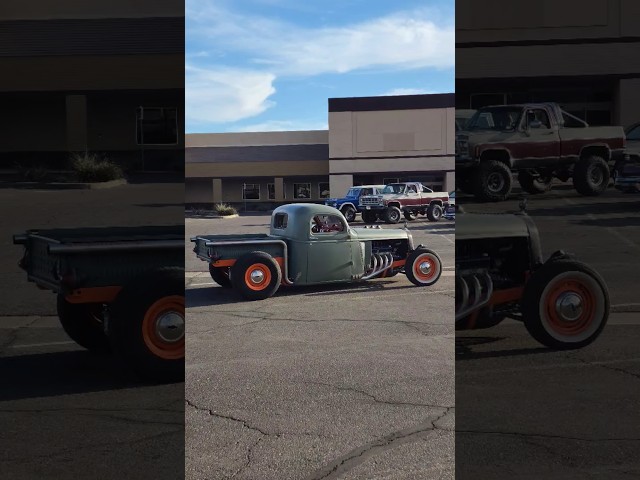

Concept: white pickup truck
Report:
left=359, top=182, right=450, bottom=223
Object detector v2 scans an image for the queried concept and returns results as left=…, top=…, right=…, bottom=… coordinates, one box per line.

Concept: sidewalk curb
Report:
left=185, top=213, right=240, bottom=219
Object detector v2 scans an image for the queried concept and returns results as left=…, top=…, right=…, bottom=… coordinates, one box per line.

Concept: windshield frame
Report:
left=466, top=106, right=524, bottom=132
left=382, top=184, right=406, bottom=194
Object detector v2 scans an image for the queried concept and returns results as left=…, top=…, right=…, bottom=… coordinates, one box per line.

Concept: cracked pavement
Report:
left=0, top=184, right=185, bottom=479
left=457, top=186, right=640, bottom=478
left=186, top=214, right=454, bottom=479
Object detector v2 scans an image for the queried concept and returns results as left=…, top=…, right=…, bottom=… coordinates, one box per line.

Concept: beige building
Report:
left=1, top=1, right=184, bottom=171
left=456, top=0, right=640, bottom=128
left=185, top=93, right=455, bottom=207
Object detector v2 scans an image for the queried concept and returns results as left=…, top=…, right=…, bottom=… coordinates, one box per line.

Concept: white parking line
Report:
left=9, top=341, right=76, bottom=349
left=457, top=357, right=640, bottom=376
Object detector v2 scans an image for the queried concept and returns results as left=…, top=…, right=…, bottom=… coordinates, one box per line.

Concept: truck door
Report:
left=405, top=184, right=421, bottom=207
left=306, top=213, right=356, bottom=284
left=518, top=108, right=561, bottom=167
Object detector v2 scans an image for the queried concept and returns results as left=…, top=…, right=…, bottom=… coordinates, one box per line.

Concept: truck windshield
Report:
left=467, top=106, right=522, bottom=131
left=382, top=184, right=406, bottom=194
left=346, top=188, right=359, bottom=197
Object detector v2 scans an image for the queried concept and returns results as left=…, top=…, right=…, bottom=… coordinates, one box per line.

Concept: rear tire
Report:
left=362, top=210, right=377, bottom=224
left=474, top=160, right=512, bottom=202
left=405, top=248, right=442, bottom=286
left=341, top=205, right=357, bottom=223
left=518, top=170, right=552, bottom=194
left=426, top=203, right=443, bottom=222
left=404, top=210, right=416, bottom=221
left=573, top=155, right=610, bottom=196
left=57, top=296, right=110, bottom=353
left=522, top=259, right=609, bottom=349
left=209, top=264, right=231, bottom=288
left=231, top=251, right=282, bottom=300
left=108, top=267, right=184, bottom=382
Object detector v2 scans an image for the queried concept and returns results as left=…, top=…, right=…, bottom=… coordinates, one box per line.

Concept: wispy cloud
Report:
left=187, top=4, right=454, bottom=76
left=380, top=88, right=435, bottom=96
left=233, top=119, right=329, bottom=132
left=185, top=65, right=276, bottom=125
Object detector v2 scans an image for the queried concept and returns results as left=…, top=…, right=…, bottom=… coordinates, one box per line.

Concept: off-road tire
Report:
left=108, top=267, right=184, bottom=382
left=405, top=247, right=442, bottom=286
left=362, top=210, right=377, bottom=224
left=341, top=205, right=357, bottom=223
left=404, top=210, right=416, bottom=221
left=384, top=206, right=402, bottom=224
left=522, top=259, right=609, bottom=349
left=231, top=251, right=282, bottom=301
left=209, top=264, right=232, bottom=288
left=426, top=203, right=443, bottom=222
left=573, top=155, right=610, bottom=196
left=474, top=160, right=512, bottom=202
left=518, top=170, right=552, bottom=194
left=57, top=296, right=110, bottom=353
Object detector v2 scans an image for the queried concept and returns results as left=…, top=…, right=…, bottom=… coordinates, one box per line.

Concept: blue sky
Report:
left=186, top=0, right=455, bottom=133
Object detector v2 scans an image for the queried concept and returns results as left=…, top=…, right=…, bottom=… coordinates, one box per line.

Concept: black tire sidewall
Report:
left=362, top=210, right=377, bottom=224
left=231, top=252, right=282, bottom=300
left=341, top=206, right=356, bottom=223
left=574, top=155, right=610, bottom=196
left=209, top=264, right=232, bottom=288
left=57, top=295, right=110, bottom=353
left=427, top=204, right=442, bottom=222
left=405, top=248, right=442, bottom=286
left=475, top=161, right=512, bottom=202
left=384, top=206, right=402, bottom=224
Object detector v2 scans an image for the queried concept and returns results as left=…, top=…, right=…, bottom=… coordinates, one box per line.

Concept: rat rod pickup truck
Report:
left=13, top=226, right=184, bottom=381
left=456, top=102, right=626, bottom=201
left=191, top=203, right=442, bottom=300
left=358, top=182, right=450, bottom=224
left=456, top=209, right=609, bottom=349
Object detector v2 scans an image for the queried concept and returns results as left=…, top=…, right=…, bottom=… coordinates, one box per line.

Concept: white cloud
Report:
left=380, top=88, right=435, bottom=96
left=187, top=4, right=454, bottom=76
left=234, top=120, right=328, bottom=132
left=185, top=65, right=276, bottom=124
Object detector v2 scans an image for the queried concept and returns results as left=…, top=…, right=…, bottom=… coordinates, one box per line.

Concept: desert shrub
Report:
left=70, top=152, right=124, bottom=182
left=214, top=203, right=238, bottom=216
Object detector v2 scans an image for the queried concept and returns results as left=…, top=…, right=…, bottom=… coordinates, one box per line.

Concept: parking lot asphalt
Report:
left=456, top=183, right=640, bottom=479
left=0, top=184, right=185, bottom=480
left=185, top=213, right=455, bottom=480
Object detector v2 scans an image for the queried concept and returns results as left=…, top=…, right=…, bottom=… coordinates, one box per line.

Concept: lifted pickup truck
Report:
left=456, top=102, right=626, bottom=201
left=191, top=203, right=442, bottom=300
left=324, top=184, right=385, bottom=222
left=358, top=182, right=450, bottom=224
left=13, top=226, right=184, bottom=381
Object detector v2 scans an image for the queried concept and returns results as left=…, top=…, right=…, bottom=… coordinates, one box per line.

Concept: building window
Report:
left=383, top=178, right=399, bottom=185
left=136, top=107, right=178, bottom=145
left=318, top=182, right=330, bottom=199
left=267, top=183, right=286, bottom=200
left=294, top=183, right=311, bottom=199
left=242, top=183, right=260, bottom=200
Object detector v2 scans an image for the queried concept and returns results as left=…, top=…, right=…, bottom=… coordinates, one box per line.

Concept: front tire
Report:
left=231, top=251, right=282, bottom=300
left=521, top=259, right=609, bottom=349
left=57, top=296, right=110, bottom=353
left=573, top=155, right=610, bottom=196
left=474, top=160, right=512, bottom=202
left=362, top=210, right=377, bottom=224
left=518, top=170, right=552, bottom=194
left=341, top=205, right=357, bottom=223
left=426, top=203, right=443, bottom=222
left=108, top=267, right=184, bottom=382
left=384, top=206, right=402, bottom=224
left=405, top=248, right=442, bottom=286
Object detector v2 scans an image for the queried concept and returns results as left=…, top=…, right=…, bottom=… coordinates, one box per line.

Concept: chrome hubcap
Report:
left=418, top=260, right=432, bottom=276
left=250, top=269, right=265, bottom=284
left=156, top=312, right=185, bottom=343
left=555, top=292, right=583, bottom=322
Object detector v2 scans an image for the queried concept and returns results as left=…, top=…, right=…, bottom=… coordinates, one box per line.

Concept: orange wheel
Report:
left=141, top=295, right=185, bottom=360
left=405, top=248, right=442, bottom=286
left=231, top=252, right=282, bottom=300
left=522, top=260, right=609, bottom=349
left=244, top=263, right=272, bottom=291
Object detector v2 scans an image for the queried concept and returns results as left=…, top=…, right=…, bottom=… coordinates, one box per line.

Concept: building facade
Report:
left=456, top=0, right=640, bottom=128
left=185, top=93, right=455, bottom=208
left=0, top=1, right=184, bottom=171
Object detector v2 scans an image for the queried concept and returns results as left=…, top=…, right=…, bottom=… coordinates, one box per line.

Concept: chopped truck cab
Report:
left=13, top=226, right=184, bottom=381
left=456, top=102, right=626, bottom=201
left=358, top=182, right=450, bottom=224
left=324, top=184, right=386, bottom=222
left=456, top=210, right=609, bottom=348
left=191, top=203, right=442, bottom=300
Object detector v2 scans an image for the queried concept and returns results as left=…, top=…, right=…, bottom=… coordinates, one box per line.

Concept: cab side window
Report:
left=311, top=214, right=346, bottom=234
left=408, top=185, right=418, bottom=194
